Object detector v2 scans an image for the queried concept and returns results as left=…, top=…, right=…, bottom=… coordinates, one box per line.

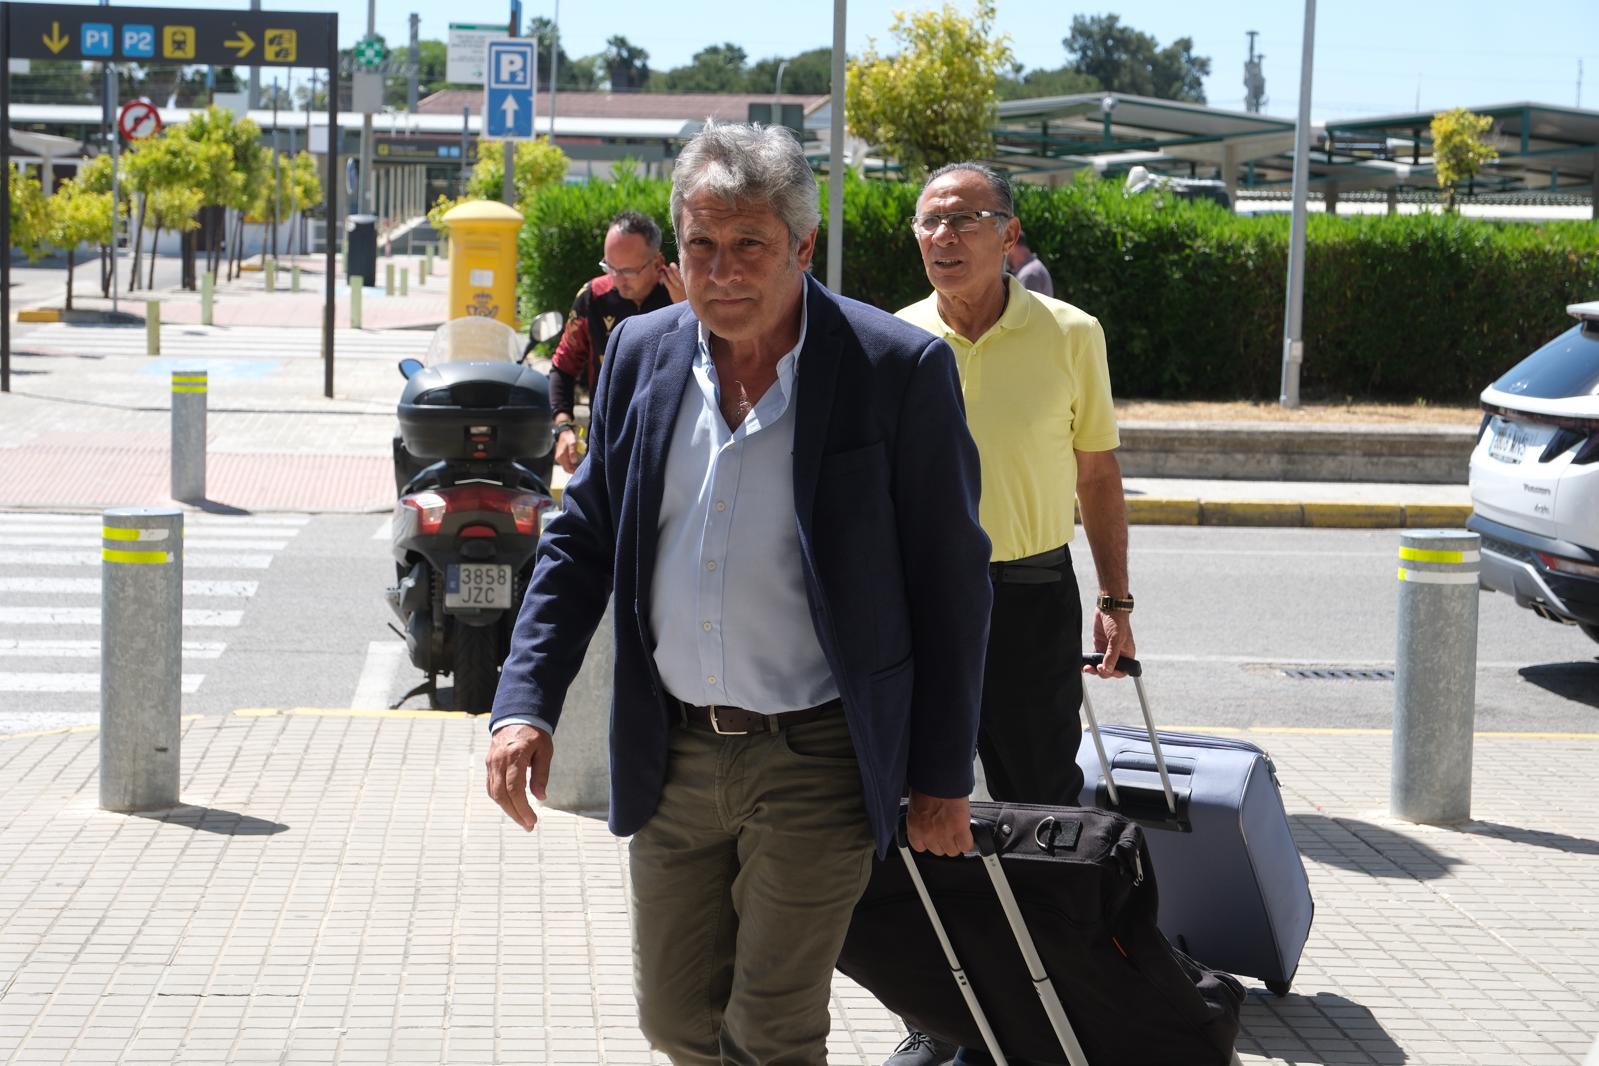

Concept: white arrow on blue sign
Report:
left=484, top=38, right=537, bottom=141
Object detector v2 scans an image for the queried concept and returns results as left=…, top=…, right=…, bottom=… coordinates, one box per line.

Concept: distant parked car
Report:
left=1468, top=301, right=1599, bottom=644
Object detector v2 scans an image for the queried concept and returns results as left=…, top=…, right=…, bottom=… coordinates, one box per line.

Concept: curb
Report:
left=1124, top=498, right=1471, bottom=529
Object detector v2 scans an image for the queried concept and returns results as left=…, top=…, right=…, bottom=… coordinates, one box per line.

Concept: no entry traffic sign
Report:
left=117, top=100, right=162, bottom=141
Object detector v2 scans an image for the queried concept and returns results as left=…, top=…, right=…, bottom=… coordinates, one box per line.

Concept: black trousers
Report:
left=957, top=547, right=1083, bottom=1066
left=977, top=545, right=1085, bottom=806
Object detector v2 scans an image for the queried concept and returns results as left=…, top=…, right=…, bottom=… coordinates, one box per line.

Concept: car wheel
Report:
left=1581, top=624, right=1599, bottom=646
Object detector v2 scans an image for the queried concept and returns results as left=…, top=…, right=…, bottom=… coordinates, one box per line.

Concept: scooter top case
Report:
left=398, top=360, right=553, bottom=463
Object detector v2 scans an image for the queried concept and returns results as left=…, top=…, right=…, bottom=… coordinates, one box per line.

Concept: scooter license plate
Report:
left=445, top=564, right=513, bottom=609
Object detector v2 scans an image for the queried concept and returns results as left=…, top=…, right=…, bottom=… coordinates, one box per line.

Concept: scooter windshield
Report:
left=424, top=317, right=523, bottom=366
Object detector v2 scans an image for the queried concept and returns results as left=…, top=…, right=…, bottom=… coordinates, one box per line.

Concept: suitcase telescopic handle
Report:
left=1078, top=655, right=1177, bottom=817
left=1082, top=652, right=1142, bottom=677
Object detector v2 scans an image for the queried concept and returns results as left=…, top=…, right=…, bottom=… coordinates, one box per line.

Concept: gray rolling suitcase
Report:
left=1075, top=655, right=1314, bottom=995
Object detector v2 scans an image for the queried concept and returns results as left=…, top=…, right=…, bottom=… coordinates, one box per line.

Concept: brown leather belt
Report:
left=677, top=698, right=842, bottom=736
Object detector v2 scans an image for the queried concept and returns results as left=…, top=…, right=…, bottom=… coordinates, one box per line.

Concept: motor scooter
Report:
left=385, top=312, right=564, bottom=711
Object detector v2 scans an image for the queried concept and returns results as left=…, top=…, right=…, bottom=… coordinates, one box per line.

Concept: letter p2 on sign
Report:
left=484, top=39, right=536, bottom=141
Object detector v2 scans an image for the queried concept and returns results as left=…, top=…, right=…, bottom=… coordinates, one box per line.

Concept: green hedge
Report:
left=519, top=172, right=1599, bottom=401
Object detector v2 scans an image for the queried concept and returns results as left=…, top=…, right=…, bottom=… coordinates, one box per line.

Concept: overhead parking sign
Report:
left=484, top=39, right=536, bottom=141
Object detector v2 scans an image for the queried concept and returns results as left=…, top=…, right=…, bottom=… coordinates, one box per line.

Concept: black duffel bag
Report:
left=837, top=801, right=1245, bottom=1066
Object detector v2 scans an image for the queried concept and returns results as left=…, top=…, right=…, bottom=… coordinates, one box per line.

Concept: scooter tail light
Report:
left=400, top=491, right=448, bottom=535
left=1536, top=551, right=1599, bottom=580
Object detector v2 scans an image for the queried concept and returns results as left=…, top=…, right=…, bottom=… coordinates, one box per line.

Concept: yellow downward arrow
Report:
left=225, top=30, right=254, bottom=58
left=42, top=21, right=68, bottom=54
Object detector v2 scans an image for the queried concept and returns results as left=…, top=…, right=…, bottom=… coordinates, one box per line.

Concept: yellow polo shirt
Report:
left=898, top=275, right=1119, bottom=562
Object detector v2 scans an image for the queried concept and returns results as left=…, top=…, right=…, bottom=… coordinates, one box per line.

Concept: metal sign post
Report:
left=0, top=2, right=338, bottom=395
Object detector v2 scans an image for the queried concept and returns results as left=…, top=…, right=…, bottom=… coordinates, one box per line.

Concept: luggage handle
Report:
left=1080, top=654, right=1178, bottom=818
left=894, top=813, right=1092, bottom=1066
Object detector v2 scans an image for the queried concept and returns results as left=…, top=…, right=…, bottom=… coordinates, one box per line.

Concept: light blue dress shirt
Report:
left=493, top=300, right=836, bottom=735
left=650, top=303, right=838, bottom=712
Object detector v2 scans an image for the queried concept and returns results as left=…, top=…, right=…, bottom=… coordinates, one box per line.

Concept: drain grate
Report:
left=1281, top=667, right=1395, bottom=681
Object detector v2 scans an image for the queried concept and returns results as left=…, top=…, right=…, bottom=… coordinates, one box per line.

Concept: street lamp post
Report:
left=1280, top=0, right=1318, bottom=409
left=826, top=0, right=844, bottom=294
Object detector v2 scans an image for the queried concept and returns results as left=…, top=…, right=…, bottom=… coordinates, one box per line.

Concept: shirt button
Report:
left=715, top=500, right=727, bottom=512
left=707, top=675, right=717, bottom=686
left=703, top=621, right=713, bottom=631
left=706, top=560, right=717, bottom=572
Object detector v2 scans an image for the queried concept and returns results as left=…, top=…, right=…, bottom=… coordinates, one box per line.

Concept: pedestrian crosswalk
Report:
left=0, top=510, right=308, bottom=724
left=14, top=324, right=429, bottom=362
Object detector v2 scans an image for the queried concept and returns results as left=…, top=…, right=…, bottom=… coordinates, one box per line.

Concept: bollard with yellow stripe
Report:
left=170, top=370, right=208, bottom=503
left=1392, top=529, right=1481, bottom=826
left=100, top=507, right=185, bottom=813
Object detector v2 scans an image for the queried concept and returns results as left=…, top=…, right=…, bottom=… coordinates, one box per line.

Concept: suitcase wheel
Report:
left=1266, top=979, right=1292, bottom=998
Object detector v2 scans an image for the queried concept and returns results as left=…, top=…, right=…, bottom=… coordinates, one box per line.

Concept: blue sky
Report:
left=28, top=0, right=1599, bottom=118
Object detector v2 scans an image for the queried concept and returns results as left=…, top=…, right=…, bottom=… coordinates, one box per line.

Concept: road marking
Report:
left=371, top=517, right=393, bottom=540
left=0, top=672, right=204, bottom=693
left=0, top=513, right=310, bottom=528
left=0, top=607, right=242, bottom=626
left=0, top=550, right=273, bottom=569
left=0, top=535, right=290, bottom=550
left=2, top=577, right=254, bottom=596
left=1137, top=652, right=1552, bottom=671
left=349, top=641, right=409, bottom=710
left=0, top=639, right=225, bottom=659
left=1135, top=548, right=1394, bottom=558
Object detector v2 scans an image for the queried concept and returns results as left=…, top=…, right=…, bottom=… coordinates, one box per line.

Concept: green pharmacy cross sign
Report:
left=353, top=35, right=387, bottom=70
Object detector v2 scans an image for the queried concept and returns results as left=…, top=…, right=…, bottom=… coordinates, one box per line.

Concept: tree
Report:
left=847, top=1, right=1014, bottom=174
left=468, top=138, right=570, bottom=204
left=746, top=48, right=833, bottom=96
left=996, top=65, right=1100, bottom=101
left=6, top=164, right=49, bottom=262
left=653, top=43, right=749, bottom=93
left=75, top=154, right=124, bottom=298
left=1431, top=108, right=1499, bottom=211
left=46, top=174, right=115, bottom=310
left=1062, top=14, right=1211, bottom=103
left=525, top=17, right=572, bottom=90
left=604, top=36, right=651, bottom=92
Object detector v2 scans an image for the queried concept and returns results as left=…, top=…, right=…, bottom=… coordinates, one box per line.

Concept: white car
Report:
left=1468, top=300, right=1599, bottom=644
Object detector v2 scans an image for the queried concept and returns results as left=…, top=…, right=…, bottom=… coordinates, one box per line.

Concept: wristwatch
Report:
left=1096, top=593, right=1135, bottom=613
left=552, top=421, right=578, bottom=443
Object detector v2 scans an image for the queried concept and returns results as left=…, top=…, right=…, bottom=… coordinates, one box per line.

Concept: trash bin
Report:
left=345, top=213, right=378, bottom=285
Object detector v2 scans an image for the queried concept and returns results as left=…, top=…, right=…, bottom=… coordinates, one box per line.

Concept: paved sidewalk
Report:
left=1, top=710, right=1596, bottom=1064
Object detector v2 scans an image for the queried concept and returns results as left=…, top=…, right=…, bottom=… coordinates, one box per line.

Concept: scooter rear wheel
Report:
left=452, top=623, right=499, bottom=714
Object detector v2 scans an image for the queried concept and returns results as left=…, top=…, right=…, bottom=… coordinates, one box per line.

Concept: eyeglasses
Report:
left=599, top=259, right=655, bottom=280
left=909, top=210, right=1010, bottom=237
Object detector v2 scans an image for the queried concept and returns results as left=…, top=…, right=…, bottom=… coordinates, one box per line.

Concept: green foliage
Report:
left=48, top=173, right=116, bottom=250
left=1062, top=14, right=1211, bottom=102
left=468, top=138, right=570, bottom=203
left=517, top=171, right=1599, bottom=402
left=847, top=1, right=1014, bottom=174
left=746, top=48, right=833, bottom=96
left=997, top=66, right=1101, bottom=101
left=652, top=43, right=749, bottom=93
left=1431, top=108, right=1499, bottom=211
left=7, top=164, right=50, bottom=261
left=604, top=36, right=651, bottom=91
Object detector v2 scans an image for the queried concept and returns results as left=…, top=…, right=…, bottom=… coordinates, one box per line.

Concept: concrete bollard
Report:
left=399, top=267, right=409, bottom=297
left=170, top=371, right=207, bottom=503
left=417, top=257, right=427, bottom=287
left=350, top=277, right=363, bottom=330
left=146, top=300, right=160, bottom=355
left=541, top=603, right=613, bottom=815
left=200, top=272, right=214, bottom=326
left=100, top=506, right=184, bottom=812
left=385, top=261, right=395, bottom=295
left=291, top=264, right=301, bottom=292
left=1392, top=529, right=1481, bottom=825
left=264, top=259, right=276, bottom=292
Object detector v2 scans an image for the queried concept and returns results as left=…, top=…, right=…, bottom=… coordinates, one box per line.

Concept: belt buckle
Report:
left=707, top=705, right=747, bottom=736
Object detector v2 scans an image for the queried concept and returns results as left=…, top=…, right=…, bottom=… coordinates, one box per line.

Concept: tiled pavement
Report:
left=2, top=711, right=1596, bottom=1064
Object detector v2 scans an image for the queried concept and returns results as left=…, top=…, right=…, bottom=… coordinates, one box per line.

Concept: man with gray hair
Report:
left=485, top=123, right=993, bottom=1063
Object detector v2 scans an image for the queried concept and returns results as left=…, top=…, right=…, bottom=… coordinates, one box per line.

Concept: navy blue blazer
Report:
left=490, top=274, right=993, bottom=854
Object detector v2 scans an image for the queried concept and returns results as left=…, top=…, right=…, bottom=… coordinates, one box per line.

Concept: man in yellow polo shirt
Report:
left=883, top=162, right=1135, bottom=1066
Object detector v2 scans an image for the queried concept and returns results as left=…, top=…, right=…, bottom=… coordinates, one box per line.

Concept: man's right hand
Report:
left=906, top=790, right=973, bottom=856
left=554, top=425, right=581, bottom=474
left=486, top=724, right=554, bottom=831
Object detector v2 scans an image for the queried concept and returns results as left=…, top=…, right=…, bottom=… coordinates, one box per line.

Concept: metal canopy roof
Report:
left=1326, top=102, right=1599, bottom=196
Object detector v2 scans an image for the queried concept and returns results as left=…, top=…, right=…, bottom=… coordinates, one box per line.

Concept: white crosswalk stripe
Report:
left=16, top=324, right=428, bottom=362
left=0, top=510, right=308, bottom=722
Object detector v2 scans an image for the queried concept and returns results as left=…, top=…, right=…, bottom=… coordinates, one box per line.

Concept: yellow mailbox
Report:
left=440, top=200, right=523, bottom=328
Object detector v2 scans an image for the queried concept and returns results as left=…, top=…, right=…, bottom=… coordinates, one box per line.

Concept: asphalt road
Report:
left=2, top=517, right=1594, bottom=737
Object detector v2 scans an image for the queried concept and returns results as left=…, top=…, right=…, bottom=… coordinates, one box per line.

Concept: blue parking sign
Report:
left=81, top=23, right=114, bottom=56
left=122, top=25, right=156, bottom=58
left=485, top=40, right=536, bottom=140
